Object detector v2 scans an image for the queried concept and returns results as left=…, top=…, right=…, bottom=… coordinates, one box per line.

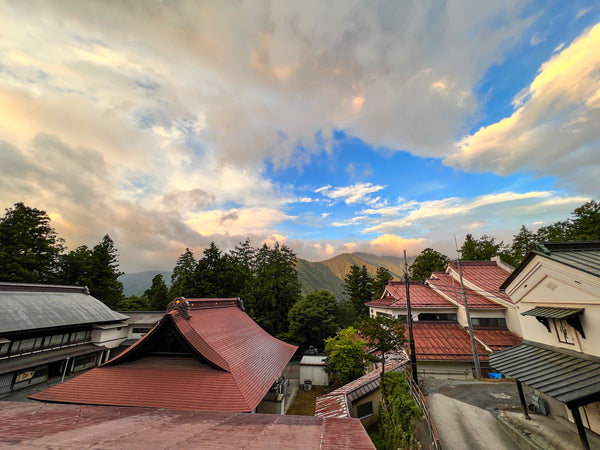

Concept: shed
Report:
left=300, top=354, right=329, bottom=386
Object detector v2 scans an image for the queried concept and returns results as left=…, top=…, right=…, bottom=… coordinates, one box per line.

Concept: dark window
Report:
left=418, top=313, right=457, bottom=322
left=357, top=401, right=373, bottom=419
left=471, top=317, right=507, bottom=328
left=132, top=327, right=150, bottom=334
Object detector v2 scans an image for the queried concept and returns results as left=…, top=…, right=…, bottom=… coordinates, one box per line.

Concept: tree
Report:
left=144, top=274, right=170, bottom=310
left=170, top=248, right=197, bottom=297
left=343, top=265, right=373, bottom=318
left=373, top=372, right=421, bottom=450
left=115, top=295, right=151, bottom=311
left=359, top=315, right=406, bottom=404
left=58, top=245, right=94, bottom=287
left=505, top=225, right=536, bottom=266
left=0, top=202, right=64, bottom=283
left=571, top=200, right=600, bottom=240
left=409, top=248, right=449, bottom=280
left=287, top=290, right=339, bottom=353
left=250, top=242, right=302, bottom=337
left=324, top=327, right=368, bottom=385
left=87, top=234, right=124, bottom=309
left=460, top=234, right=504, bottom=261
left=373, top=266, right=393, bottom=298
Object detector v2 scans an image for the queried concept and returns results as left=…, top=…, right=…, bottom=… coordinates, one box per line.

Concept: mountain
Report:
left=120, top=253, right=415, bottom=299
left=120, top=271, right=171, bottom=297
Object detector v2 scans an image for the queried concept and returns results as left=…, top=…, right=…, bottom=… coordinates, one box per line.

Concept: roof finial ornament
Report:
left=167, top=297, right=192, bottom=320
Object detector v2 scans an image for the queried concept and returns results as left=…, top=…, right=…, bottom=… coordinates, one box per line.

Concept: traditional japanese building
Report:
left=31, top=297, right=297, bottom=413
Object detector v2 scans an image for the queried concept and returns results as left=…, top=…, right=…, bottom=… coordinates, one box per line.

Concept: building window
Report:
left=376, top=312, right=392, bottom=318
left=132, top=327, right=150, bottom=334
left=554, top=319, right=575, bottom=345
left=471, top=317, right=507, bottom=328
left=418, top=313, right=457, bottom=322
left=357, top=401, right=373, bottom=419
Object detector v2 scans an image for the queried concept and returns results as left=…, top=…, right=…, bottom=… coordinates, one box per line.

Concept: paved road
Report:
left=428, top=393, right=522, bottom=449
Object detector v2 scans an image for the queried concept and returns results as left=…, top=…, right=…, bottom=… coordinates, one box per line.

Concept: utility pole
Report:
left=404, top=250, right=419, bottom=385
left=454, top=239, right=482, bottom=378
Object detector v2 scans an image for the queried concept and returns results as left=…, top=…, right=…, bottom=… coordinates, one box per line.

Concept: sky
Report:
left=1, top=1, right=599, bottom=273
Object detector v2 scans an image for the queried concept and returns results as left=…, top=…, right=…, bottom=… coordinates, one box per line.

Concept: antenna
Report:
left=454, top=235, right=482, bottom=379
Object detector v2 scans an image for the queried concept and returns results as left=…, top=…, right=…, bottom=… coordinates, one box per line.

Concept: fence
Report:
left=407, top=374, right=442, bottom=450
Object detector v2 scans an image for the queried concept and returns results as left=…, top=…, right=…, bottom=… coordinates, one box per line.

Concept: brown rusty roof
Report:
left=0, top=401, right=375, bottom=449
left=30, top=300, right=297, bottom=412
left=409, top=322, right=490, bottom=361
left=315, top=360, right=408, bottom=418
left=367, top=281, right=455, bottom=309
left=474, top=328, right=522, bottom=352
left=427, top=272, right=505, bottom=309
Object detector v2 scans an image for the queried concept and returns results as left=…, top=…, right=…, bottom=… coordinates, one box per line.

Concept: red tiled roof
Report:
left=474, top=328, right=522, bottom=352
left=408, top=322, right=489, bottom=361
left=30, top=300, right=297, bottom=412
left=447, top=260, right=512, bottom=303
left=0, top=401, right=375, bottom=449
left=426, top=272, right=504, bottom=309
left=315, top=360, right=408, bottom=419
left=366, top=281, right=455, bottom=309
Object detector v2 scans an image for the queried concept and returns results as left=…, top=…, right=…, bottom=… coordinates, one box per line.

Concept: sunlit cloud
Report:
left=369, top=234, right=428, bottom=257
left=317, top=182, right=386, bottom=205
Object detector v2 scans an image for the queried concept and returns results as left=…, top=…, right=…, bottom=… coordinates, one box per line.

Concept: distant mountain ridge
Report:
left=121, top=252, right=415, bottom=300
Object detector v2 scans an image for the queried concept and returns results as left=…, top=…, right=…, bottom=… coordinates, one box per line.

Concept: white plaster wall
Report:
left=299, top=365, right=328, bottom=386
left=92, top=326, right=129, bottom=349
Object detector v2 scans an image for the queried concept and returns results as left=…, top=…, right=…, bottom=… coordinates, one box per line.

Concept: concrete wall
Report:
left=299, top=364, right=328, bottom=386
left=417, top=361, right=474, bottom=380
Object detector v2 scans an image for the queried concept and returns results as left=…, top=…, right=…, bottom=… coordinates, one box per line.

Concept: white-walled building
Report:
left=490, top=241, right=600, bottom=449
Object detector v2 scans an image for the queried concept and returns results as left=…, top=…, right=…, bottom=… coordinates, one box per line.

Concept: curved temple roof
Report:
left=30, top=299, right=297, bottom=412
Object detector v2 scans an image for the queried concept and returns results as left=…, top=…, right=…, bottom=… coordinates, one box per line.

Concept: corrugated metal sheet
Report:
left=521, top=306, right=583, bottom=319
left=370, top=281, right=456, bottom=309
left=489, top=342, right=600, bottom=408
left=0, top=401, right=375, bottom=449
left=0, top=283, right=127, bottom=333
left=30, top=301, right=297, bottom=412
left=473, top=329, right=522, bottom=352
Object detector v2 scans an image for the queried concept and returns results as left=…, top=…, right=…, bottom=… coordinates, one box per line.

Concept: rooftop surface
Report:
left=447, top=260, right=513, bottom=303
left=410, top=322, right=489, bottom=362
left=315, top=360, right=408, bottom=419
left=367, top=281, right=455, bottom=309
left=427, top=272, right=505, bottom=309
left=30, top=300, right=297, bottom=412
left=473, top=328, right=522, bottom=352
left=0, top=401, right=375, bottom=449
left=0, top=282, right=128, bottom=333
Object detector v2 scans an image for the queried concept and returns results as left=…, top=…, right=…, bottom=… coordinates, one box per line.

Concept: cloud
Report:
left=447, top=23, right=600, bottom=195
left=369, top=234, right=428, bottom=256
left=185, top=207, right=292, bottom=237
left=318, top=182, right=385, bottom=205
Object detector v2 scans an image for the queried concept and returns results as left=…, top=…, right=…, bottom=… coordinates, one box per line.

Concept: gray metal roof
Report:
left=489, top=342, right=600, bottom=408
left=0, top=283, right=128, bottom=334
left=521, top=306, right=583, bottom=319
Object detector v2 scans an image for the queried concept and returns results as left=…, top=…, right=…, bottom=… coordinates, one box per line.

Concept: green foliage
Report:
left=86, top=235, right=124, bottom=309
left=144, top=274, right=169, bottom=310
left=0, top=203, right=64, bottom=283
left=287, top=290, right=339, bottom=352
left=324, top=327, right=368, bottom=385
left=343, top=265, right=373, bottom=318
left=373, top=266, right=393, bottom=298
left=359, top=315, right=406, bottom=402
left=169, top=248, right=197, bottom=298
left=115, top=295, right=152, bottom=311
left=409, top=248, right=450, bottom=280
left=460, top=234, right=504, bottom=261
left=373, top=372, right=421, bottom=450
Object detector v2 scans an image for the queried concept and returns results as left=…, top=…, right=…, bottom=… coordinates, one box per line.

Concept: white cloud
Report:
left=318, top=182, right=386, bottom=205
left=447, top=23, right=600, bottom=195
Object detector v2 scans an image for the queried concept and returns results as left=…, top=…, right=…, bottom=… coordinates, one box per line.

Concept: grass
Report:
left=287, top=386, right=327, bottom=415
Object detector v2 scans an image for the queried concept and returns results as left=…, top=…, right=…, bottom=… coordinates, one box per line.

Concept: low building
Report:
left=366, top=259, right=522, bottom=379
left=490, top=241, right=600, bottom=449
left=315, top=360, right=408, bottom=428
left=300, top=354, right=329, bottom=387
left=31, top=297, right=297, bottom=413
left=0, top=282, right=128, bottom=395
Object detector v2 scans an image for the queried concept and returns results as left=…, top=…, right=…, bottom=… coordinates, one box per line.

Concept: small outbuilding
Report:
left=300, top=354, right=329, bottom=387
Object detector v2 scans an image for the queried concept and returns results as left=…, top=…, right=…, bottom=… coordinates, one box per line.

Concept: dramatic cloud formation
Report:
left=0, top=1, right=597, bottom=271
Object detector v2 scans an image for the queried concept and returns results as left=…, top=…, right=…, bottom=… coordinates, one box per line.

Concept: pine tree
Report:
left=343, top=265, right=373, bottom=318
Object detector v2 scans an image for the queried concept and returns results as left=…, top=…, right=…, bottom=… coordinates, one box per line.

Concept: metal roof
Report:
left=31, top=300, right=297, bottom=412
left=315, top=360, right=408, bottom=418
left=501, top=241, right=600, bottom=289
left=521, top=306, right=584, bottom=319
left=0, top=401, right=375, bottom=449
left=0, top=283, right=128, bottom=333
left=489, top=341, right=600, bottom=408
left=426, top=272, right=506, bottom=309
left=409, top=322, right=490, bottom=361
left=446, top=260, right=513, bottom=303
